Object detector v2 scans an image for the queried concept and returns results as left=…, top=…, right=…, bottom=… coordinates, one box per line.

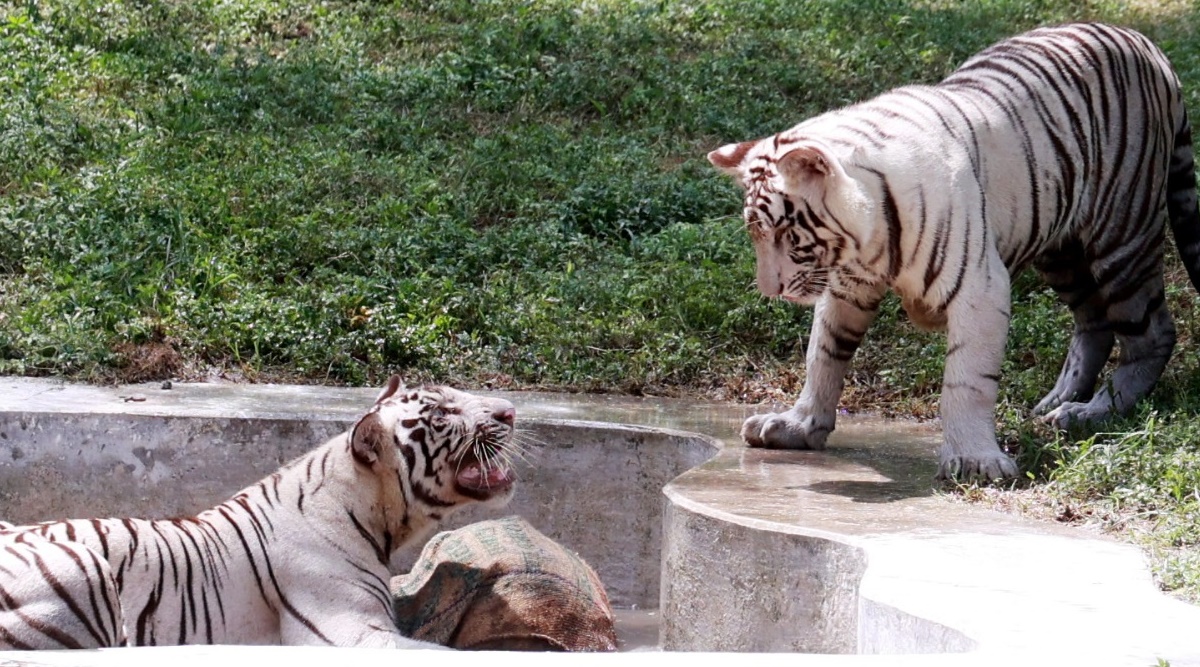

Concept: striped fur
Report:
left=0, top=377, right=520, bottom=648
left=709, top=23, right=1200, bottom=480
left=0, top=529, right=126, bottom=649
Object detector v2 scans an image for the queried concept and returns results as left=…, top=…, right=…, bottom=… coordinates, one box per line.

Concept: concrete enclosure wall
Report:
left=659, top=498, right=866, bottom=653
left=0, top=412, right=718, bottom=609
left=4, top=381, right=1195, bottom=661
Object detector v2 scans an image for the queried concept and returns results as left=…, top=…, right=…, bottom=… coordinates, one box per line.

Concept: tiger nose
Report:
left=756, top=278, right=783, bottom=298
left=493, top=406, right=516, bottom=427
left=755, top=263, right=781, bottom=297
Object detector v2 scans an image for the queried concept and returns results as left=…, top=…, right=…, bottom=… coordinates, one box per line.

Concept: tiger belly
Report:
left=900, top=295, right=948, bottom=332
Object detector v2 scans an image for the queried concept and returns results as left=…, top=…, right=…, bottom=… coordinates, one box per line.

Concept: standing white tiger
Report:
left=708, top=23, right=1200, bottom=480
left=0, top=377, right=520, bottom=648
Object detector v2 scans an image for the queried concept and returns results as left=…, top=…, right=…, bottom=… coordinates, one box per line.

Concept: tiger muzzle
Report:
left=452, top=405, right=517, bottom=501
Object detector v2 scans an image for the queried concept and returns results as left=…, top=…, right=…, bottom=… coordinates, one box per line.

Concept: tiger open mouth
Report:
left=453, top=451, right=515, bottom=498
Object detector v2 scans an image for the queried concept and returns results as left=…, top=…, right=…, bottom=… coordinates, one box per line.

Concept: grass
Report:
left=1, top=0, right=1199, bottom=600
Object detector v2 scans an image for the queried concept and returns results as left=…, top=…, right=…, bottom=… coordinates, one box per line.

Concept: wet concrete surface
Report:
left=0, top=378, right=953, bottom=539
left=0, top=377, right=933, bottom=457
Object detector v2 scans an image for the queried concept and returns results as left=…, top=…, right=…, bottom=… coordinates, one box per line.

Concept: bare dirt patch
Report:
left=112, top=338, right=183, bottom=384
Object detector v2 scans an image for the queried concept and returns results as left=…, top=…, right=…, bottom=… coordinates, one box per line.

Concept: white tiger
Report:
left=0, top=377, right=520, bottom=648
left=0, top=527, right=126, bottom=649
left=708, top=23, right=1200, bottom=480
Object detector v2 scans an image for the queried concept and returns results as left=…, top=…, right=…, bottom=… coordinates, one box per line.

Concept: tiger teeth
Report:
left=459, top=467, right=482, bottom=482
left=455, top=462, right=512, bottom=489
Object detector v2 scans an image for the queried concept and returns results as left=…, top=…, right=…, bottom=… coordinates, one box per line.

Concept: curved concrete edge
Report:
left=855, top=597, right=975, bottom=655
left=660, top=484, right=973, bottom=654
left=660, top=493, right=866, bottom=652
left=856, top=532, right=1200, bottom=661
left=661, top=447, right=1200, bottom=664
left=1, top=378, right=1198, bottom=664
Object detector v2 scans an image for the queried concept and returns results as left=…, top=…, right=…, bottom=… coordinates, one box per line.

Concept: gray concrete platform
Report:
left=0, top=377, right=1197, bottom=665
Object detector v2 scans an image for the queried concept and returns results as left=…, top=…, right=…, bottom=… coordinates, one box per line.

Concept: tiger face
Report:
left=350, top=377, right=518, bottom=516
left=709, top=137, right=876, bottom=305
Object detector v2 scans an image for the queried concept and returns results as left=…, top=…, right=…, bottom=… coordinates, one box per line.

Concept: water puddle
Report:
left=612, top=608, right=660, bottom=652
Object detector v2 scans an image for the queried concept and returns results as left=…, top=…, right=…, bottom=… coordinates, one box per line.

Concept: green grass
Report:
left=2, top=0, right=1200, bottom=599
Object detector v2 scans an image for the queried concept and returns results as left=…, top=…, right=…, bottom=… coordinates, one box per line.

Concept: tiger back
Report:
left=0, top=377, right=521, bottom=648
left=709, top=23, right=1200, bottom=480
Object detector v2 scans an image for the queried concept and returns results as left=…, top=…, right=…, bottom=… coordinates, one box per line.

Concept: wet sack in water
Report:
left=391, top=516, right=617, bottom=651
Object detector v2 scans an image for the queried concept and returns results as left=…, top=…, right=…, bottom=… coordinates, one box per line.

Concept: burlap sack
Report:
left=391, top=516, right=618, bottom=651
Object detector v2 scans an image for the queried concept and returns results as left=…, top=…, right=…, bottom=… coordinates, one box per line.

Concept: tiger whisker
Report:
left=507, top=448, right=540, bottom=465
left=454, top=435, right=474, bottom=479
left=503, top=440, right=541, bottom=468
left=510, top=429, right=548, bottom=446
left=497, top=444, right=524, bottom=473
left=509, top=432, right=545, bottom=456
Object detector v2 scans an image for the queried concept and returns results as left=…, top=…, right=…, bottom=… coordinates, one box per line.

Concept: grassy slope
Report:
left=1, top=0, right=1198, bottom=598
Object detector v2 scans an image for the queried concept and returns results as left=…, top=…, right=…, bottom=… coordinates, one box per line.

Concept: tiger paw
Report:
left=1042, top=401, right=1111, bottom=430
left=740, top=411, right=832, bottom=450
left=1032, top=391, right=1067, bottom=416
left=936, top=452, right=1019, bottom=483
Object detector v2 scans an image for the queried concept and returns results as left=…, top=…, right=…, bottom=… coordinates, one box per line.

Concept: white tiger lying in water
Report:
left=0, top=377, right=519, bottom=649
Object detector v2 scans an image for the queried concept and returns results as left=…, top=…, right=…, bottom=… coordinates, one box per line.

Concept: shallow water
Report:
left=612, top=608, right=661, bottom=652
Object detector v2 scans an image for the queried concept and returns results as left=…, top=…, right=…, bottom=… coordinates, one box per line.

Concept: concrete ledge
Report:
left=0, top=380, right=717, bottom=610
left=660, top=443, right=1200, bottom=663
left=660, top=496, right=865, bottom=652
left=0, top=378, right=1198, bottom=665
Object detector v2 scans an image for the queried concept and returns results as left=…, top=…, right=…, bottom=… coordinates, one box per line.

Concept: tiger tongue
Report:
left=456, top=462, right=510, bottom=489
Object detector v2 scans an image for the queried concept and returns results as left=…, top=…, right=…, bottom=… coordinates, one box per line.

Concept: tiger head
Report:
left=708, top=136, right=876, bottom=305
left=348, top=376, right=519, bottom=521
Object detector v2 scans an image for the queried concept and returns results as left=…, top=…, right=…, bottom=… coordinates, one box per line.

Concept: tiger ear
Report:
left=777, top=142, right=846, bottom=192
left=350, top=411, right=384, bottom=465
left=779, top=141, right=874, bottom=244
left=375, top=375, right=403, bottom=405
left=707, top=140, right=759, bottom=188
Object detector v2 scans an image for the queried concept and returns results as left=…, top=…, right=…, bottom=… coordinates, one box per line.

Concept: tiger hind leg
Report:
left=1033, top=243, right=1115, bottom=415
left=0, top=533, right=127, bottom=649
left=1044, top=277, right=1176, bottom=429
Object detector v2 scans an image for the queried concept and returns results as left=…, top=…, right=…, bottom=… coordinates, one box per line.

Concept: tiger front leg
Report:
left=277, top=554, right=450, bottom=650
left=742, top=290, right=882, bottom=449
left=276, top=584, right=449, bottom=650
left=936, top=268, right=1019, bottom=482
